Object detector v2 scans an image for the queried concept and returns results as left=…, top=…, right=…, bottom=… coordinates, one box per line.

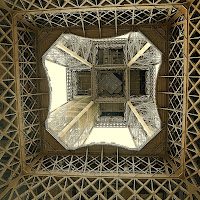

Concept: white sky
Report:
left=45, top=60, right=67, bottom=112
left=85, top=128, right=136, bottom=148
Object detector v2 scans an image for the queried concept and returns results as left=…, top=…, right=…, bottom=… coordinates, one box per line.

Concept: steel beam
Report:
left=58, top=101, right=94, bottom=138
left=127, top=42, right=151, bottom=67
left=57, top=42, right=93, bottom=68
left=127, top=101, right=154, bottom=137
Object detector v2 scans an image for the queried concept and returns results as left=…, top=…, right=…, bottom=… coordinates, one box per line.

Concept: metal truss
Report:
left=126, top=101, right=161, bottom=149
left=0, top=9, right=22, bottom=196
left=44, top=32, right=161, bottom=68
left=95, top=116, right=127, bottom=128
left=17, top=8, right=178, bottom=30
left=43, top=31, right=162, bottom=150
left=1, top=0, right=200, bottom=199
left=46, top=96, right=100, bottom=150
left=167, top=12, right=185, bottom=171
left=11, top=176, right=190, bottom=200
left=66, top=69, right=77, bottom=101
left=133, top=101, right=161, bottom=132
left=44, top=35, right=93, bottom=70
left=124, top=32, right=161, bottom=66
left=17, top=20, right=41, bottom=164
left=185, top=0, right=200, bottom=189
left=3, top=0, right=187, bottom=12
left=29, top=147, right=174, bottom=175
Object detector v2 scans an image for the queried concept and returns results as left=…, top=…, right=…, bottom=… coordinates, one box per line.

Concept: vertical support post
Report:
left=97, top=11, right=101, bottom=38
left=181, top=8, right=188, bottom=177
left=115, top=10, right=118, bottom=36
left=36, top=30, right=44, bottom=154
left=116, top=147, right=119, bottom=173
left=100, top=146, right=103, bottom=173
left=125, top=68, right=130, bottom=100
left=91, top=69, right=98, bottom=101
left=132, top=157, right=135, bottom=173
left=164, top=22, right=170, bottom=162
left=12, top=14, right=26, bottom=169
left=84, top=147, right=88, bottom=172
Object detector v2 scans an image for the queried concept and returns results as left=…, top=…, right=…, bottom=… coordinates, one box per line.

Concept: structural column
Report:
left=12, top=14, right=26, bottom=169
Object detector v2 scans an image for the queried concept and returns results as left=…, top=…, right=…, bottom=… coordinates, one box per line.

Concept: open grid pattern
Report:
left=0, top=8, right=21, bottom=197
left=124, top=32, right=161, bottom=66
left=4, top=0, right=186, bottom=11
left=95, top=116, right=127, bottom=128
left=46, top=96, right=100, bottom=150
left=10, top=176, right=191, bottom=200
left=17, top=20, right=41, bottom=164
left=20, top=8, right=178, bottom=30
left=45, top=34, right=94, bottom=68
left=167, top=13, right=185, bottom=169
left=0, top=0, right=200, bottom=199
left=29, top=151, right=174, bottom=175
left=43, top=32, right=161, bottom=150
left=185, top=0, right=200, bottom=189
left=66, top=69, right=74, bottom=101
left=126, top=104, right=149, bottom=147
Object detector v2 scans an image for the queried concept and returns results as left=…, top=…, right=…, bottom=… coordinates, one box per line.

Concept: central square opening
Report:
left=97, top=70, right=125, bottom=98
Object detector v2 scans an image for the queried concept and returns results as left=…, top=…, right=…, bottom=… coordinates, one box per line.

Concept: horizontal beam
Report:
left=157, top=91, right=183, bottom=96
left=34, top=23, right=166, bottom=33
left=127, top=42, right=151, bottom=67
left=58, top=101, right=94, bottom=138
left=95, top=97, right=126, bottom=103
left=94, top=65, right=127, bottom=70
left=26, top=170, right=178, bottom=179
left=127, top=101, right=154, bottom=137
left=57, top=42, right=93, bottom=68
left=15, top=5, right=175, bottom=16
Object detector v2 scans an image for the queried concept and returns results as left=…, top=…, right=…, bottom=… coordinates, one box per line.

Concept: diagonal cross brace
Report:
left=127, top=101, right=154, bottom=137
left=127, top=42, right=151, bottom=67
left=57, top=42, right=93, bottom=68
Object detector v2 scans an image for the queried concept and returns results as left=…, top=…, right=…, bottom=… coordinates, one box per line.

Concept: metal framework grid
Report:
left=42, top=31, right=162, bottom=150
left=0, top=0, right=200, bottom=199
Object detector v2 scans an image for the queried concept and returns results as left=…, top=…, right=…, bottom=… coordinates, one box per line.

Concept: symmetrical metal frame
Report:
left=43, top=31, right=162, bottom=150
left=0, top=0, right=200, bottom=199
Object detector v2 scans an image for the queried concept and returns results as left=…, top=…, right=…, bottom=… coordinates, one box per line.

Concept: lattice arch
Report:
left=0, top=0, right=200, bottom=199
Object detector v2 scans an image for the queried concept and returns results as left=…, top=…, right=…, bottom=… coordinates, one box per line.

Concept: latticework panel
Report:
left=167, top=12, right=186, bottom=169
left=95, top=116, right=127, bottom=128
left=30, top=154, right=174, bottom=175
left=1, top=1, right=200, bottom=199
left=9, top=176, right=191, bottom=200
left=44, top=34, right=93, bottom=68
left=22, top=8, right=178, bottom=29
left=0, top=8, right=22, bottom=197
left=185, top=0, right=200, bottom=190
left=4, top=0, right=187, bottom=11
left=17, top=20, right=41, bottom=164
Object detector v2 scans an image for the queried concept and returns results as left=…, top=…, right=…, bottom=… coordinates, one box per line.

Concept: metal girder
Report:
left=58, top=101, right=94, bottom=138
left=57, top=42, right=93, bottom=68
left=127, top=42, right=152, bottom=67
left=1, top=0, right=200, bottom=199
left=14, top=5, right=175, bottom=15
left=44, top=32, right=162, bottom=150
left=127, top=101, right=154, bottom=137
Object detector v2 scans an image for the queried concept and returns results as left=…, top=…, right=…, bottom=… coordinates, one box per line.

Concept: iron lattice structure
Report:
left=43, top=32, right=162, bottom=150
left=0, top=0, right=200, bottom=199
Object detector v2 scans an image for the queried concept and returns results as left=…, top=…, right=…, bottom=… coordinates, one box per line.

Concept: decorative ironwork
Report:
left=0, top=1, right=200, bottom=199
